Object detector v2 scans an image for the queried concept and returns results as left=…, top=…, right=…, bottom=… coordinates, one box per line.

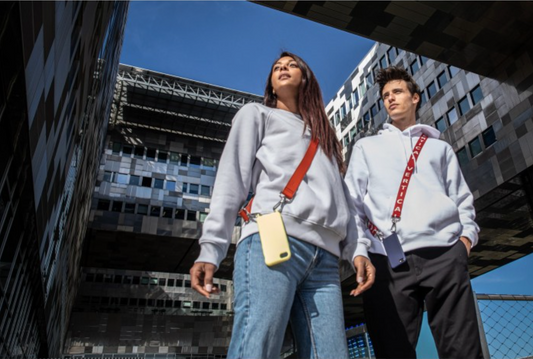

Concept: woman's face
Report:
left=270, top=56, right=303, bottom=99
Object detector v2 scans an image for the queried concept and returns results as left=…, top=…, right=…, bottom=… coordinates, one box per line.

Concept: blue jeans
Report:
left=227, top=233, right=349, bottom=359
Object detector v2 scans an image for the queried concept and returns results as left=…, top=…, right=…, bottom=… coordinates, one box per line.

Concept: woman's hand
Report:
left=190, top=262, right=219, bottom=298
left=350, top=255, right=375, bottom=296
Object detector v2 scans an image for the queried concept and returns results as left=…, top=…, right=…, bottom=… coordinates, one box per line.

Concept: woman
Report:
left=190, top=52, right=373, bottom=359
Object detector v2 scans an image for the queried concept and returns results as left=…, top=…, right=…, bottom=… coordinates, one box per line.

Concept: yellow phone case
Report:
left=256, top=211, right=291, bottom=266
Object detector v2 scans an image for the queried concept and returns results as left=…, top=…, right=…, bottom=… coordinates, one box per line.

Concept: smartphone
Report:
left=383, top=232, right=406, bottom=269
left=256, top=211, right=291, bottom=266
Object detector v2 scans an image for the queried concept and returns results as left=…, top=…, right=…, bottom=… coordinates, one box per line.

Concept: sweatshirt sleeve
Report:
left=444, top=145, right=480, bottom=247
left=194, top=104, right=266, bottom=268
left=343, top=143, right=373, bottom=260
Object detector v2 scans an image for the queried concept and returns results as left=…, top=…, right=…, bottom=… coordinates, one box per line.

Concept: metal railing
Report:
left=476, top=294, right=533, bottom=359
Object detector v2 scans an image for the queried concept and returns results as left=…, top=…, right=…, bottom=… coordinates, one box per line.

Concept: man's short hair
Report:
left=376, top=66, right=421, bottom=111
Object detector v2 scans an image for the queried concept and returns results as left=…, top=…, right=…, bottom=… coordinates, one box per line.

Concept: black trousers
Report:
left=363, top=241, right=483, bottom=359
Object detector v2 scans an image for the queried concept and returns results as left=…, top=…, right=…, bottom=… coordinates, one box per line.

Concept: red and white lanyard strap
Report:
left=239, top=138, right=319, bottom=223
left=367, top=133, right=428, bottom=239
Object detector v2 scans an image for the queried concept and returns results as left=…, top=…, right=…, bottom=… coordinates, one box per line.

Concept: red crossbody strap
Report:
left=239, top=138, right=319, bottom=222
left=367, top=134, right=428, bottom=237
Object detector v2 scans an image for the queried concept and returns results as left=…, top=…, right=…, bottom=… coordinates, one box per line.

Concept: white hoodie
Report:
left=345, top=123, right=479, bottom=259
left=195, top=103, right=357, bottom=268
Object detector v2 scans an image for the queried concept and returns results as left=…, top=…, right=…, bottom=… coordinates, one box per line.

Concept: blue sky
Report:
left=120, top=1, right=533, bottom=357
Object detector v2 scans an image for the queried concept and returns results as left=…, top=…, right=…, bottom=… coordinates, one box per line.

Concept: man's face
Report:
left=381, top=80, right=420, bottom=123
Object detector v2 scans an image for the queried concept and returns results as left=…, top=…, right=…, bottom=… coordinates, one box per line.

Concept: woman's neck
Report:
left=276, top=97, right=299, bottom=115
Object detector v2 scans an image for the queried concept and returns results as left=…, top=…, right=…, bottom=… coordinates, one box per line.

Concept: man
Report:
left=345, top=66, right=483, bottom=358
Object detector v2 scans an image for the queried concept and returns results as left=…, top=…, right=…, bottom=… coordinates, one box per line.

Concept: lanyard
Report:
left=239, top=138, right=319, bottom=223
left=367, top=133, right=428, bottom=239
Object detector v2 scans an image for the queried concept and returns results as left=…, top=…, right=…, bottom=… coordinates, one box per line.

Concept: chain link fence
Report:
left=476, top=294, right=533, bottom=359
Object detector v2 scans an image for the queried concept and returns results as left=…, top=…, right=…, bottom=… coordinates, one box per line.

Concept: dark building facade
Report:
left=63, top=65, right=262, bottom=357
left=0, top=2, right=128, bottom=358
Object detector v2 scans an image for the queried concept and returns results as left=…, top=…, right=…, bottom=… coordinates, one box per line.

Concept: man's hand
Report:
left=351, top=255, right=375, bottom=297
left=459, top=236, right=472, bottom=256
left=190, top=262, right=219, bottom=298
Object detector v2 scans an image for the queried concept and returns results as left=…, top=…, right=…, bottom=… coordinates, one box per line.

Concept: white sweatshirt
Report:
left=195, top=103, right=357, bottom=268
left=345, top=123, right=479, bottom=259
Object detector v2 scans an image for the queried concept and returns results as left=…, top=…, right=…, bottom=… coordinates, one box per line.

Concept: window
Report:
left=357, top=120, right=364, bottom=132
left=365, top=72, right=373, bottom=88
left=427, top=82, right=437, bottom=99
left=359, top=81, right=366, bottom=97
left=469, top=137, right=483, bottom=157
left=97, top=199, right=110, bottom=211
left=456, top=147, right=469, bottom=167
left=189, top=184, right=199, bottom=195
left=134, top=146, right=144, bottom=159
left=153, top=178, right=164, bottom=189
left=123, top=276, right=132, bottom=284
left=352, top=90, right=359, bottom=107
left=350, top=126, right=356, bottom=139
left=370, top=104, right=378, bottom=119
left=169, top=152, right=180, bottom=164
left=387, top=47, right=397, bottom=64
left=470, top=85, right=483, bottom=105
left=174, top=300, right=181, bottom=308
left=378, top=98, right=384, bottom=111
left=202, top=157, right=216, bottom=169
left=150, top=206, right=161, bottom=217
left=202, top=302, right=210, bottom=310
left=116, top=173, right=128, bottom=184
left=123, top=144, right=133, bottom=155
left=410, top=59, right=420, bottom=75
left=186, top=211, right=197, bottom=221
left=167, top=278, right=175, bottom=286
left=157, top=151, right=168, bottom=163
left=200, top=185, right=210, bottom=196
left=129, top=175, right=140, bottom=186
left=343, top=135, right=349, bottom=147
left=141, top=177, right=151, bottom=187
left=182, top=183, right=188, bottom=193
left=419, top=91, right=428, bottom=107
left=112, top=142, right=121, bottom=154
left=193, top=302, right=201, bottom=309
left=448, top=65, right=460, bottom=77
left=176, top=279, right=184, bottom=287
left=435, top=117, right=446, bottom=133
left=212, top=303, right=219, bottom=310
left=482, top=127, right=496, bottom=147
left=334, top=111, right=340, bottom=126
left=199, top=212, right=208, bottom=222
left=180, top=154, right=189, bottom=166
left=363, top=112, right=370, bottom=124
left=379, top=55, right=387, bottom=69
left=95, top=274, right=104, bottom=283
left=175, top=209, right=185, bottom=220
left=85, top=273, right=95, bottom=282
left=220, top=303, right=227, bottom=310
left=159, top=278, right=166, bottom=286
left=419, top=56, right=428, bottom=66
left=138, top=298, right=146, bottom=306
left=111, top=201, right=122, bottom=212
left=146, top=148, right=156, bottom=161
left=166, top=180, right=176, bottom=191
left=340, top=104, right=346, bottom=119
left=189, top=156, right=201, bottom=168
left=166, top=300, right=173, bottom=308
left=437, top=71, right=448, bottom=89
left=458, top=96, right=471, bottom=116
left=103, top=171, right=113, bottom=182
left=137, top=204, right=148, bottom=215
left=162, top=207, right=173, bottom=218
left=184, top=280, right=191, bottom=288
left=150, top=278, right=158, bottom=285
left=141, top=277, right=149, bottom=285
left=129, top=298, right=138, bottom=306
left=447, top=107, right=458, bottom=125
left=347, top=96, right=353, bottom=110
left=132, top=276, right=140, bottom=284
left=221, top=284, right=227, bottom=292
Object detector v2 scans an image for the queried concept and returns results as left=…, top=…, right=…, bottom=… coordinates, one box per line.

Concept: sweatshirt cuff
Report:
left=461, top=229, right=479, bottom=248
left=195, top=242, right=224, bottom=269
left=352, top=241, right=370, bottom=263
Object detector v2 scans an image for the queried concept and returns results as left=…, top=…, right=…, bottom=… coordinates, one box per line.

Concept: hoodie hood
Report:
left=379, top=123, right=441, bottom=139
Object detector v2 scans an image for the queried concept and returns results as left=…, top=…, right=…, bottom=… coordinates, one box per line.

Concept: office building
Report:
left=63, top=65, right=262, bottom=357
left=0, top=2, right=128, bottom=357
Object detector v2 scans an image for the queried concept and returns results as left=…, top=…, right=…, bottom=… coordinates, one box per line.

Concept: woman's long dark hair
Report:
left=264, top=51, right=345, bottom=174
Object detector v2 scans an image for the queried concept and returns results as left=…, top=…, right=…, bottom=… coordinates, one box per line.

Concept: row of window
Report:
left=81, top=295, right=228, bottom=310
left=456, top=126, right=497, bottom=167
left=110, top=141, right=218, bottom=169
left=103, top=171, right=212, bottom=195
left=434, top=84, right=484, bottom=133
left=84, top=272, right=228, bottom=291
left=96, top=199, right=208, bottom=221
